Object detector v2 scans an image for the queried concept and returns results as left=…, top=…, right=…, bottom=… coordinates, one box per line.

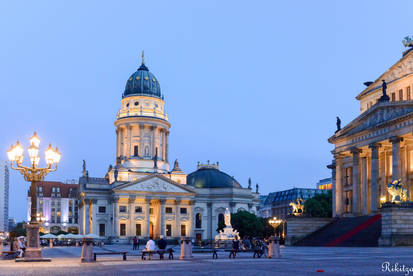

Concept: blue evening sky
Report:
left=1, top=1, right=412, bottom=221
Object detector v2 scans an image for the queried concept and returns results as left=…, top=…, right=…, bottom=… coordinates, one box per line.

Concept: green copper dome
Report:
left=187, top=167, right=242, bottom=189
left=123, top=53, right=162, bottom=99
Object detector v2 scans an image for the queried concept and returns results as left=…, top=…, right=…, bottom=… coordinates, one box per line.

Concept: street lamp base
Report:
left=24, top=222, right=43, bottom=259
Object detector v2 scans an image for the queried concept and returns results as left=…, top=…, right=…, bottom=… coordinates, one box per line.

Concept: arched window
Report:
left=218, top=213, right=224, bottom=227
left=195, top=213, right=202, bottom=229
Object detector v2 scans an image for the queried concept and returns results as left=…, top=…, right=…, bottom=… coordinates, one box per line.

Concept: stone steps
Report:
left=294, top=215, right=382, bottom=247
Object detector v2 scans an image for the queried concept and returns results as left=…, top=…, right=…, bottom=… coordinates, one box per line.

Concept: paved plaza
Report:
left=0, top=245, right=412, bottom=275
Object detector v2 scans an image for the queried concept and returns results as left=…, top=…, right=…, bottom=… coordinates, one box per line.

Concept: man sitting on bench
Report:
left=144, top=237, right=156, bottom=260
left=157, top=236, right=167, bottom=260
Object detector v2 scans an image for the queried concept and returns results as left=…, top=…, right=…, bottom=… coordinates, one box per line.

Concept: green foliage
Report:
left=10, top=222, right=26, bottom=237
left=230, top=211, right=275, bottom=238
left=216, top=220, right=225, bottom=233
left=304, top=191, right=332, bottom=217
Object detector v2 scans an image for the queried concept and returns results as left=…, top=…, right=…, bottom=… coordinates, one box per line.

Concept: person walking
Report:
left=230, top=236, right=240, bottom=258
left=132, top=236, right=138, bottom=250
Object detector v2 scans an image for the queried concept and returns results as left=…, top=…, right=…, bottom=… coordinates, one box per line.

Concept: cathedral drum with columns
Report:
left=328, top=44, right=413, bottom=217
left=78, top=54, right=259, bottom=243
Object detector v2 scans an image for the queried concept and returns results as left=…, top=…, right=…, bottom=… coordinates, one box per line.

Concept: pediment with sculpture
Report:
left=333, top=102, right=413, bottom=140
left=113, top=174, right=194, bottom=194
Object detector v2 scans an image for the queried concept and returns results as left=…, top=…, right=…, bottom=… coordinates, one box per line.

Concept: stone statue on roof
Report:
left=248, top=178, right=252, bottom=189
left=379, top=80, right=390, bottom=102
left=82, top=160, right=86, bottom=176
left=336, top=116, right=341, bottom=133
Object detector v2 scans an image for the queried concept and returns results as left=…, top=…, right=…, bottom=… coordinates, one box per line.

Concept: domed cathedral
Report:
left=78, top=53, right=259, bottom=243
left=108, top=51, right=183, bottom=183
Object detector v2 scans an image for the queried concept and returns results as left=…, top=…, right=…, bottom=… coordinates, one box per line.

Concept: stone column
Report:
left=91, top=199, right=98, bottom=235
left=188, top=200, right=195, bottom=238
left=327, top=159, right=336, bottom=217
left=145, top=198, right=151, bottom=238
left=390, top=136, right=403, bottom=181
left=81, top=200, right=86, bottom=235
left=361, top=157, right=368, bottom=215
left=335, top=154, right=344, bottom=216
left=165, top=131, right=169, bottom=163
left=127, top=124, right=132, bottom=158
left=151, top=126, right=157, bottom=157
left=160, top=199, right=166, bottom=237
left=113, top=197, right=119, bottom=237
left=369, top=143, right=381, bottom=213
left=139, top=124, right=144, bottom=157
left=175, top=200, right=181, bottom=238
left=351, top=147, right=362, bottom=216
left=129, top=196, right=135, bottom=237
left=116, top=128, right=119, bottom=161
left=84, top=199, right=90, bottom=234
left=207, top=202, right=212, bottom=240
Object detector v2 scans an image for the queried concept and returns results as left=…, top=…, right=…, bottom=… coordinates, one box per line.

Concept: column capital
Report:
left=368, top=142, right=382, bottom=149
left=128, top=196, right=136, bottom=203
left=160, top=199, right=166, bottom=205
left=333, top=151, right=344, bottom=159
left=174, top=199, right=182, bottom=205
left=389, top=136, right=404, bottom=144
left=207, top=202, right=212, bottom=207
left=350, top=147, right=362, bottom=155
left=113, top=195, right=120, bottom=203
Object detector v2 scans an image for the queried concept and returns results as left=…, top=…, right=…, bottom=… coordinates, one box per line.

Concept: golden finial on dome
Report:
left=142, top=50, right=145, bottom=65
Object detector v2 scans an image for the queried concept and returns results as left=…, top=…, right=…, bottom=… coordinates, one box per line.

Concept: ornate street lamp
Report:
left=7, top=132, right=61, bottom=260
left=268, top=217, right=283, bottom=237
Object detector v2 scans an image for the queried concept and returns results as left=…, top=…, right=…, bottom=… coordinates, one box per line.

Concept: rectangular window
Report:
left=399, top=89, right=403, bottom=100
left=136, top=224, right=141, bottom=236
left=134, top=145, right=139, bottom=156
left=180, top=208, right=187, bottom=214
left=99, top=206, right=106, bottom=213
left=120, top=224, right=126, bottom=236
left=165, top=207, right=173, bottom=214
left=166, top=224, right=172, bottom=237
left=181, top=224, right=186, bottom=236
left=135, top=206, right=142, bottom=213
left=69, top=218, right=72, bottom=224
left=344, top=167, right=353, bottom=186
left=99, top=224, right=105, bottom=236
left=149, top=208, right=153, bottom=215
left=119, top=206, right=127, bottom=213
left=391, top=93, right=396, bottom=101
left=345, top=191, right=352, bottom=213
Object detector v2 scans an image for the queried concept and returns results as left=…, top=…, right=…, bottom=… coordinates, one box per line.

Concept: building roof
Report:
left=187, top=166, right=242, bottom=189
left=264, top=187, right=328, bottom=206
left=123, top=61, right=162, bottom=99
left=32, top=181, right=78, bottom=198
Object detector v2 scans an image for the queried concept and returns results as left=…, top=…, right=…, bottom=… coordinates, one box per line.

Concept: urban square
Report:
left=1, top=1, right=413, bottom=275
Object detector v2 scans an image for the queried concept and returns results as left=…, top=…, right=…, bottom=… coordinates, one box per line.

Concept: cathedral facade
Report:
left=329, top=44, right=413, bottom=217
left=78, top=54, right=259, bottom=242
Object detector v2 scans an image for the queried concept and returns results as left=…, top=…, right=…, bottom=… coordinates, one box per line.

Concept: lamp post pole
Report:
left=7, top=132, right=61, bottom=261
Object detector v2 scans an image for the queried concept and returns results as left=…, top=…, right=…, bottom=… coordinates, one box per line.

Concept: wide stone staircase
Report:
left=293, top=214, right=382, bottom=247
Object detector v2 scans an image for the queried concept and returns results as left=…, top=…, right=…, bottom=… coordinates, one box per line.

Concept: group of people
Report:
left=230, top=236, right=280, bottom=258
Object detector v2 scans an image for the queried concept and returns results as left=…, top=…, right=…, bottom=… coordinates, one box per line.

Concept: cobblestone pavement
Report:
left=0, top=246, right=412, bottom=275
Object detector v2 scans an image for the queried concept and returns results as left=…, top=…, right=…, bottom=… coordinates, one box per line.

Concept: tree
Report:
left=230, top=211, right=275, bottom=238
left=304, top=191, right=332, bottom=217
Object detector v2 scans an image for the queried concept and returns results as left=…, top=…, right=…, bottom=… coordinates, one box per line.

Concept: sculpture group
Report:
left=289, top=198, right=305, bottom=215
left=387, top=179, right=409, bottom=203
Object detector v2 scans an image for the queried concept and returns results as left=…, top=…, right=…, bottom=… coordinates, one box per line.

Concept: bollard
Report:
left=267, top=236, right=275, bottom=258
left=274, top=236, right=281, bottom=258
left=49, top=239, right=53, bottom=248
left=80, top=238, right=94, bottom=263
left=0, top=240, right=3, bottom=255
left=179, top=237, right=192, bottom=259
